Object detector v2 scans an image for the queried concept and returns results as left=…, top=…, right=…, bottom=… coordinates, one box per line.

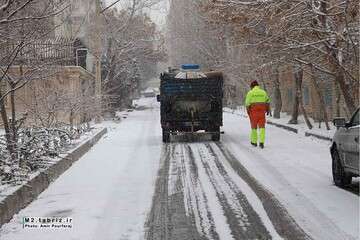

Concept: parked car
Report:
left=143, top=88, right=156, bottom=98
left=331, top=108, right=359, bottom=187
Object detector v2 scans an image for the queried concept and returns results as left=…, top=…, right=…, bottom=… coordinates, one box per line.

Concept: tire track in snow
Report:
left=182, top=144, right=221, bottom=240
left=147, top=140, right=312, bottom=239
left=190, top=143, right=271, bottom=240
left=145, top=144, right=171, bottom=240
left=215, top=141, right=313, bottom=240
left=146, top=144, right=205, bottom=240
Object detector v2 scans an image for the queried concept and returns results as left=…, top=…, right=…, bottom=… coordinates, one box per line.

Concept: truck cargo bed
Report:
left=157, top=72, right=224, bottom=142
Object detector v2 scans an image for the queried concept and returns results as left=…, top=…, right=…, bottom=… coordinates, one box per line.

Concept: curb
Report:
left=0, top=128, right=108, bottom=228
left=268, top=120, right=332, bottom=142
left=267, top=120, right=298, bottom=133
left=304, top=132, right=332, bottom=142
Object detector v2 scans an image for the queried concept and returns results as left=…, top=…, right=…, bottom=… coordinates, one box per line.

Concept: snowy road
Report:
left=0, top=98, right=358, bottom=240
left=145, top=142, right=307, bottom=240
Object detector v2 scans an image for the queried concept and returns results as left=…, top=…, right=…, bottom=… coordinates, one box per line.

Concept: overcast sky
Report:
left=104, top=0, right=168, bottom=27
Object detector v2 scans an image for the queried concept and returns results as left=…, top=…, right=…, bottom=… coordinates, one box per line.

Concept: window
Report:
left=322, top=88, right=332, bottom=106
left=287, top=89, right=293, bottom=104
left=303, top=86, right=309, bottom=105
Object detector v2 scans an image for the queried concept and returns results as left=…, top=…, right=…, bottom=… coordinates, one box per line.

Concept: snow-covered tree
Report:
left=101, top=2, right=166, bottom=113
left=0, top=0, right=69, bottom=158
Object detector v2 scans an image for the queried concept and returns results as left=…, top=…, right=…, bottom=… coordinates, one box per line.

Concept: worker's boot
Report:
left=259, top=143, right=264, bottom=149
left=251, top=142, right=257, bottom=147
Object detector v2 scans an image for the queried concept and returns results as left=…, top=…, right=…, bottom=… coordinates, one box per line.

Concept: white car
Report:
left=331, top=108, right=359, bottom=187
left=142, top=88, right=156, bottom=98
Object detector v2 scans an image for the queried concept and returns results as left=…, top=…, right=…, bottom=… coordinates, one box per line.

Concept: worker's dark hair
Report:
left=250, top=80, right=259, bottom=88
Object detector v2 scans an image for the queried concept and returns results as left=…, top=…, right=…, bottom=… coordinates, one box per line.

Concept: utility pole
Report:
left=95, top=0, right=102, bottom=122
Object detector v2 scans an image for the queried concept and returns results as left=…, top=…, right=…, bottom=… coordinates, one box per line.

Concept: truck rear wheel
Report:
left=162, top=130, right=170, bottom=143
left=210, top=126, right=220, bottom=141
left=212, top=132, right=220, bottom=141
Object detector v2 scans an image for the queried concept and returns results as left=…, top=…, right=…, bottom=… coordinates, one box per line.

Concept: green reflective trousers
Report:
left=251, top=128, right=265, bottom=144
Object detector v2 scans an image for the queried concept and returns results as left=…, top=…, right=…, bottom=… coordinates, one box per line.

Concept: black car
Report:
left=331, top=108, right=359, bottom=187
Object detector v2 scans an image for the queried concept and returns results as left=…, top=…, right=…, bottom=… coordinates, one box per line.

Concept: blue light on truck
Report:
left=181, top=64, right=200, bottom=70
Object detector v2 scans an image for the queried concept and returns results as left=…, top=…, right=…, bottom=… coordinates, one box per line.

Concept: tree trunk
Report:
left=259, top=69, right=272, bottom=117
left=273, top=67, right=282, bottom=119
left=288, top=66, right=313, bottom=129
left=333, top=66, right=357, bottom=114
left=10, top=85, right=17, bottom=152
left=335, top=82, right=341, bottom=117
left=295, top=67, right=313, bottom=129
left=69, top=109, right=74, bottom=130
left=0, top=86, right=15, bottom=159
left=310, top=65, right=330, bottom=130
left=288, top=66, right=302, bottom=124
left=300, top=99, right=313, bottom=129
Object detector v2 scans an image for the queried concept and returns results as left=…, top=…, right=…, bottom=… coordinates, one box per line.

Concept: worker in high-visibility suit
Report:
left=245, top=81, right=270, bottom=148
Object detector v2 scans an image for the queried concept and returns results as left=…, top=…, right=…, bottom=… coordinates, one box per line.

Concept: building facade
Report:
left=0, top=1, right=105, bottom=128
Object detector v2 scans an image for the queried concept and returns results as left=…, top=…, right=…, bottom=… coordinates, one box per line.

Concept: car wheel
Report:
left=332, top=148, right=352, bottom=187
left=162, top=130, right=170, bottom=143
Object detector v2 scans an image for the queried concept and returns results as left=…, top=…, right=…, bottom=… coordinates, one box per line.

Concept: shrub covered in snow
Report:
left=0, top=124, right=92, bottom=185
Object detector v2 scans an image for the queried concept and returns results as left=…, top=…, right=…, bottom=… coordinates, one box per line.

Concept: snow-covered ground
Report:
left=0, top=98, right=358, bottom=240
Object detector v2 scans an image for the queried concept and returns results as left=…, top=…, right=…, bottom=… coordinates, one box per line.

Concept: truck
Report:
left=157, top=64, right=224, bottom=142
